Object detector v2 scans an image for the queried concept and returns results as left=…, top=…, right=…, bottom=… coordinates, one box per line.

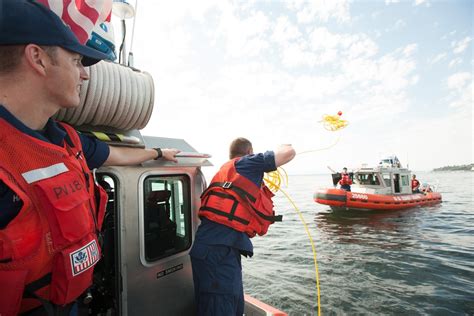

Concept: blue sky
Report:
left=114, top=0, right=472, bottom=175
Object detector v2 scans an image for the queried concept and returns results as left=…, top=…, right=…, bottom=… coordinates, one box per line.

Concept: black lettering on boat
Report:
left=156, top=263, right=183, bottom=279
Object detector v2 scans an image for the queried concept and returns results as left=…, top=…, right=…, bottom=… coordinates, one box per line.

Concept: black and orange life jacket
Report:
left=199, top=158, right=282, bottom=238
left=0, top=119, right=108, bottom=315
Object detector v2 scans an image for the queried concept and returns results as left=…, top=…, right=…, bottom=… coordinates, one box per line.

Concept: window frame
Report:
left=138, top=172, right=193, bottom=266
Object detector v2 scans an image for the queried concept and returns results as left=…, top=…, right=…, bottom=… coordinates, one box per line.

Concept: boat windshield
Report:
left=356, top=173, right=380, bottom=185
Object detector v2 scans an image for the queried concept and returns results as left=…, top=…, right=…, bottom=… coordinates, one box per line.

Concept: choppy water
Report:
left=242, top=171, right=474, bottom=315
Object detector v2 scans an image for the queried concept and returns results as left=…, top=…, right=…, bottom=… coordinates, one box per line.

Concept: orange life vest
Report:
left=0, top=119, right=108, bottom=315
left=411, top=179, right=420, bottom=189
left=199, top=158, right=282, bottom=238
left=339, top=173, right=352, bottom=185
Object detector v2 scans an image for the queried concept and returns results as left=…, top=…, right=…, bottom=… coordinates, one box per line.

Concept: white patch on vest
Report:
left=12, top=194, right=20, bottom=202
left=21, top=163, right=69, bottom=184
left=69, top=240, right=100, bottom=277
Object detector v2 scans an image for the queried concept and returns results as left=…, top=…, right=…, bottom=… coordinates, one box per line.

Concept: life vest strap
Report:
left=23, top=273, right=55, bottom=316
left=202, top=182, right=257, bottom=203
left=200, top=191, right=250, bottom=225
left=250, top=205, right=283, bottom=223
left=23, top=273, right=52, bottom=298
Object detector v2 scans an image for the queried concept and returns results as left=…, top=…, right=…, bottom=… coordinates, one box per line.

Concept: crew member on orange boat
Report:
left=411, top=174, right=421, bottom=193
left=339, top=167, right=352, bottom=191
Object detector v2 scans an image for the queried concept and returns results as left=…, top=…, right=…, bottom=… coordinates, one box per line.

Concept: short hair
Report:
left=0, top=45, right=58, bottom=74
left=0, top=45, right=25, bottom=74
left=41, top=46, right=58, bottom=65
left=229, top=137, right=252, bottom=159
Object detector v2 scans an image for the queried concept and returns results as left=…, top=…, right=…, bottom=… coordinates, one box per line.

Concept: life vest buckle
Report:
left=222, top=181, right=232, bottom=189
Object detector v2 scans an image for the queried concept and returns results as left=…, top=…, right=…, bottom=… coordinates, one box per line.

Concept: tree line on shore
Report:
left=433, top=163, right=474, bottom=171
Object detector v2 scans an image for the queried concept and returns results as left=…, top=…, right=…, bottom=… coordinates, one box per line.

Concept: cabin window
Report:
left=356, top=173, right=380, bottom=185
left=382, top=173, right=391, bottom=187
left=143, top=175, right=191, bottom=261
left=401, top=175, right=409, bottom=186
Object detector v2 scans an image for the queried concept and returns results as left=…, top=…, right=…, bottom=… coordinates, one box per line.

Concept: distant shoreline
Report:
left=433, top=164, right=473, bottom=172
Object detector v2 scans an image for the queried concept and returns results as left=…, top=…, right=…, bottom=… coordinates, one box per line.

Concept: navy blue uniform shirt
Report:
left=192, top=151, right=277, bottom=257
left=0, top=105, right=110, bottom=228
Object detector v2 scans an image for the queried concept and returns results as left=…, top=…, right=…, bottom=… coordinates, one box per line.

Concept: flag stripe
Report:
left=76, top=0, right=100, bottom=24
left=70, top=240, right=100, bottom=276
left=37, top=0, right=112, bottom=44
left=67, top=1, right=96, bottom=43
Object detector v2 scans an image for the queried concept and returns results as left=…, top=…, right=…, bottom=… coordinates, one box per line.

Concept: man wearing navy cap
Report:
left=0, top=1, right=178, bottom=314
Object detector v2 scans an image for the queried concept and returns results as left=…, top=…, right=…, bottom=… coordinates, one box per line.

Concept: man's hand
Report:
left=161, top=148, right=181, bottom=163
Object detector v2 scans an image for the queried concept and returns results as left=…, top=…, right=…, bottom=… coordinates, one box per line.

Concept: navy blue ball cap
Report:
left=0, top=0, right=108, bottom=66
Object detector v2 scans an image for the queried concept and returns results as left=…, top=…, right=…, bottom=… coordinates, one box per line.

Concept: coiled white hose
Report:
left=54, top=60, right=154, bottom=130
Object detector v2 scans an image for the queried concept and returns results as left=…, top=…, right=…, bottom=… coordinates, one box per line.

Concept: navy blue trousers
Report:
left=340, top=184, right=351, bottom=191
left=190, top=244, right=244, bottom=316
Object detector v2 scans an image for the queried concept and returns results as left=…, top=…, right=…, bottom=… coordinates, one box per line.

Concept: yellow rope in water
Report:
left=264, top=169, right=322, bottom=316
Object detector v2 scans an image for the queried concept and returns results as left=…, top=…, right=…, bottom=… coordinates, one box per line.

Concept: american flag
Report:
left=70, top=239, right=100, bottom=276
left=37, top=0, right=112, bottom=44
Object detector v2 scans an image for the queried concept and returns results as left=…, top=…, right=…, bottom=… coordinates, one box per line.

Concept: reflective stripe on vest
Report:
left=22, top=163, right=69, bottom=184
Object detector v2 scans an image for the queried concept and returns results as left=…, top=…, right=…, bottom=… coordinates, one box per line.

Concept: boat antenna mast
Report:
left=112, top=0, right=136, bottom=66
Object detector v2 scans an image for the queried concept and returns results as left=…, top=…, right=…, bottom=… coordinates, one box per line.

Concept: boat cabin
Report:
left=350, top=166, right=412, bottom=195
left=333, top=156, right=413, bottom=196
left=87, top=135, right=210, bottom=315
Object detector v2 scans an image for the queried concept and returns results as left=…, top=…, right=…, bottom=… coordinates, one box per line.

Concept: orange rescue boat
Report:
left=315, top=156, right=442, bottom=211
left=314, top=188, right=442, bottom=211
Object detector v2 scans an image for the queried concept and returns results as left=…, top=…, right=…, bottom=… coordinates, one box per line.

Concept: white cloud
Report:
left=447, top=72, right=471, bottom=90
left=428, top=52, right=447, bottom=65
left=385, top=0, right=400, bottom=4
left=414, top=0, right=430, bottom=6
left=216, top=8, right=271, bottom=58
left=394, top=19, right=407, bottom=30
left=452, top=36, right=472, bottom=54
left=307, top=27, right=378, bottom=63
left=446, top=72, right=473, bottom=110
left=402, top=43, right=418, bottom=56
left=449, top=57, right=463, bottom=68
left=280, top=43, right=318, bottom=68
left=449, top=82, right=473, bottom=109
left=271, top=16, right=302, bottom=45
left=347, top=36, right=379, bottom=59
left=289, top=0, right=351, bottom=24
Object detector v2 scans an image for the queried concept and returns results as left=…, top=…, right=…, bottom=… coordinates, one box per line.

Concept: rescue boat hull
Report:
left=314, top=188, right=442, bottom=211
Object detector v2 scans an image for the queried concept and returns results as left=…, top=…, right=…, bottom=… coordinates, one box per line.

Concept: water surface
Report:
left=243, top=171, right=474, bottom=315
